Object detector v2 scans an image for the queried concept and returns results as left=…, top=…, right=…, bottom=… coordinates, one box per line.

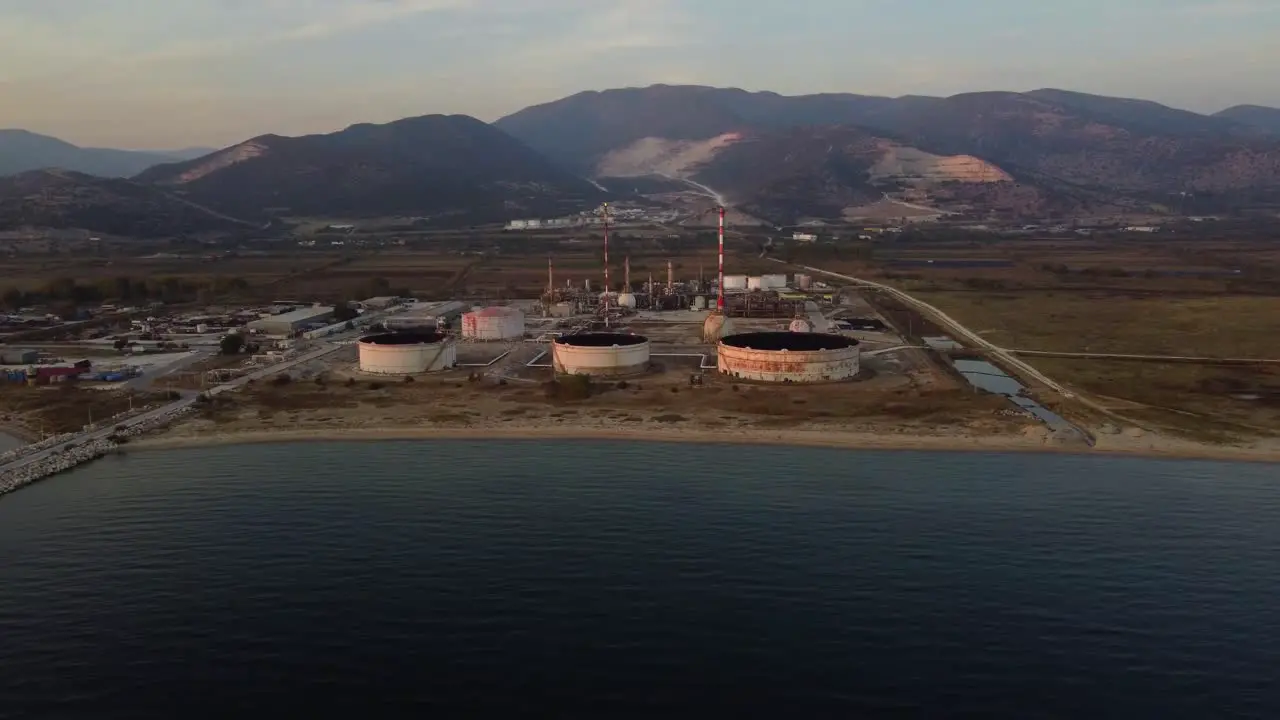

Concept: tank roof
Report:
left=555, top=332, right=648, bottom=347
left=720, top=331, right=855, bottom=352
left=359, top=331, right=446, bottom=345
left=467, top=306, right=522, bottom=317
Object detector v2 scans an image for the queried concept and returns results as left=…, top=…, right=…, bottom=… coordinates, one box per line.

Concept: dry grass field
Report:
left=911, top=291, right=1280, bottom=358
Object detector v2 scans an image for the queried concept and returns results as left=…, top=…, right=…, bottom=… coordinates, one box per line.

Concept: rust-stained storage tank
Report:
left=358, top=331, right=456, bottom=374
left=461, top=306, right=525, bottom=340
left=553, top=333, right=650, bottom=377
left=717, top=331, right=859, bottom=383
left=701, top=311, right=735, bottom=343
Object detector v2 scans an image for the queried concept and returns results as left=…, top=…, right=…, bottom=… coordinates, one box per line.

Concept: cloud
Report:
left=1175, top=1, right=1280, bottom=17
left=506, top=0, right=696, bottom=68
left=273, top=0, right=474, bottom=41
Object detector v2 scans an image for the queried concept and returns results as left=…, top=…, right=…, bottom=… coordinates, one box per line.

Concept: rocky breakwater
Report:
left=0, top=406, right=194, bottom=498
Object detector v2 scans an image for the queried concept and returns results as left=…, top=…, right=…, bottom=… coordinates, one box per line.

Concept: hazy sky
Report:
left=1, top=0, right=1276, bottom=149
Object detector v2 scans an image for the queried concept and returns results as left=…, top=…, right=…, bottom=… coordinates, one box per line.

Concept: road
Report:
left=0, top=342, right=345, bottom=477
left=1008, top=349, right=1280, bottom=365
left=771, top=259, right=1073, bottom=396
left=658, top=173, right=727, bottom=207
left=881, top=192, right=951, bottom=216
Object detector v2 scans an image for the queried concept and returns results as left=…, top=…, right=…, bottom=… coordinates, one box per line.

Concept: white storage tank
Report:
left=358, top=332, right=456, bottom=375
left=617, top=293, right=637, bottom=308
left=723, top=275, right=748, bottom=290
left=693, top=296, right=708, bottom=310
left=761, top=274, right=787, bottom=290
left=746, top=276, right=763, bottom=291
left=796, top=273, right=812, bottom=290
left=553, top=333, right=651, bottom=377
left=461, top=306, right=525, bottom=340
left=195, top=323, right=209, bottom=333
left=789, top=317, right=814, bottom=333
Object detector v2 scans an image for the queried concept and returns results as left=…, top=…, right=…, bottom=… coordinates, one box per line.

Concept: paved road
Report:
left=0, top=343, right=344, bottom=477
left=770, top=259, right=1073, bottom=397
left=1008, top=349, right=1280, bottom=365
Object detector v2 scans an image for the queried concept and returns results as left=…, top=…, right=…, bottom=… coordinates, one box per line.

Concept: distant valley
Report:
left=0, top=130, right=211, bottom=178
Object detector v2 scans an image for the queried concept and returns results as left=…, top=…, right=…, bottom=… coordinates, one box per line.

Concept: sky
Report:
left=1, top=0, right=1277, bottom=149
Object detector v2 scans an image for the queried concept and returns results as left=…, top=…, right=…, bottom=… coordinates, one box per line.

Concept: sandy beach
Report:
left=128, top=421, right=1280, bottom=464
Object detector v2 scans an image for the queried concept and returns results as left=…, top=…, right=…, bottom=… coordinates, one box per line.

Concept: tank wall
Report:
left=359, top=341, right=456, bottom=374
left=723, top=275, right=748, bottom=290
left=717, top=344, right=859, bottom=383
left=461, top=310, right=525, bottom=340
left=553, top=341, right=651, bottom=377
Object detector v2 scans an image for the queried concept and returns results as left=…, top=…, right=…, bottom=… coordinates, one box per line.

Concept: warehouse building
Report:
left=247, top=306, right=335, bottom=335
left=383, top=301, right=467, bottom=331
left=0, top=348, right=38, bottom=365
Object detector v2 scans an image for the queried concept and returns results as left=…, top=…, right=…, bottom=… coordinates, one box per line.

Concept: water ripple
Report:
left=0, top=441, right=1278, bottom=717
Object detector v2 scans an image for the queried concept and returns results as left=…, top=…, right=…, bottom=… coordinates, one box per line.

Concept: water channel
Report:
left=952, top=358, right=1076, bottom=432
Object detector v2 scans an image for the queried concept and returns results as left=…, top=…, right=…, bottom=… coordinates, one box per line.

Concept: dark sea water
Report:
left=1, top=441, right=1278, bottom=718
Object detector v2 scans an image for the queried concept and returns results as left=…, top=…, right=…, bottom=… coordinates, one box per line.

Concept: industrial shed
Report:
left=247, top=306, right=335, bottom=335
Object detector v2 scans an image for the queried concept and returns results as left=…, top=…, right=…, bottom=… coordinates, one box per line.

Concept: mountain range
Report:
left=495, top=86, right=1280, bottom=222
left=3, top=86, right=1280, bottom=233
left=0, top=169, right=254, bottom=238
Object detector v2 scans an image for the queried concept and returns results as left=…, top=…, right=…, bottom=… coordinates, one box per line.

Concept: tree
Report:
left=220, top=334, right=246, bottom=355
left=333, top=301, right=358, bottom=322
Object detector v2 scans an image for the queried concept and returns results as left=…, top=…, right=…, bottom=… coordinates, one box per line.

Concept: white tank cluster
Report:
left=723, top=275, right=748, bottom=290
left=717, top=331, right=859, bottom=383
left=617, top=292, right=637, bottom=308
left=553, top=333, right=650, bottom=377
left=358, top=332, right=457, bottom=375
left=461, top=306, right=525, bottom=340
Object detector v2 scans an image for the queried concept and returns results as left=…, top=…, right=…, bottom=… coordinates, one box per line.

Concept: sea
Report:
left=1, top=440, right=1277, bottom=718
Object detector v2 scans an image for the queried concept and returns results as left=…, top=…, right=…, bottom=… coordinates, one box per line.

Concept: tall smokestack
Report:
left=624, top=255, right=631, bottom=291
left=602, top=203, right=611, bottom=327
left=717, top=206, right=726, bottom=310
left=602, top=203, right=610, bottom=294
left=667, top=260, right=673, bottom=291
left=547, top=256, right=553, bottom=299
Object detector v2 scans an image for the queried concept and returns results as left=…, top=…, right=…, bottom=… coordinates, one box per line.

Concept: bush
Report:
left=345, top=377, right=356, bottom=387
left=404, top=375, right=415, bottom=383
left=369, top=382, right=384, bottom=390
left=616, top=380, right=629, bottom=390
left=544, top=374, right=592, bottom=401
left=670, top=387, right=679, bottom=394
left=271, top=374, right=292, bottom=386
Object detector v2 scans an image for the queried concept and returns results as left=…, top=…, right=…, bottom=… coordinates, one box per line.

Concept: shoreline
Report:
left=127, top=425, right=1280, bottom=464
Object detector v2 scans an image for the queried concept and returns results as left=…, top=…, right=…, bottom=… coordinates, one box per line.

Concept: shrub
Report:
left=544, top=374, right=592, bottom=401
